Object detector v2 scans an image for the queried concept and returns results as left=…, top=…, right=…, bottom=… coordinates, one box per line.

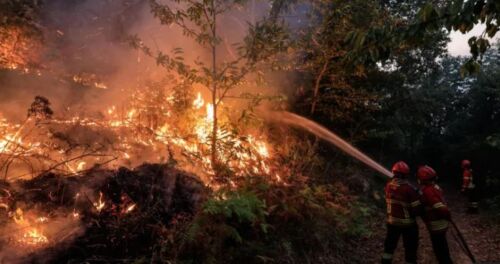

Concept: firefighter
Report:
left=461, top=160, right=478, bottom=213
left=382, top=161, right=421, bottom=264
left=417, top=165, right=453, bottom=264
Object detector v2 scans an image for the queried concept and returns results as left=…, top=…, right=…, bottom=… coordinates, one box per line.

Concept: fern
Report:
left=202, top=191, right=267, bottom=223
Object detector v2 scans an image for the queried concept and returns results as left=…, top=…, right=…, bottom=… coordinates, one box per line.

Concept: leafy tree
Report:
left=132, top=0, right=287, bottom=175
left=355, top=1, right=450, bottom=163
left=345, top=0, right=500, bottom=74
left=275, top=0, right=448, bottom=145
left=269, top=0, right=388, bottom=146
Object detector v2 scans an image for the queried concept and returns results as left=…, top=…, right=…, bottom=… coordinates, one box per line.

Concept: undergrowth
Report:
left=150, top=176, right=374, bottom=263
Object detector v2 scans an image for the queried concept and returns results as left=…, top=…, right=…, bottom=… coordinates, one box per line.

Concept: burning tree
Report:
left=132, top=0, right=287, bottom=177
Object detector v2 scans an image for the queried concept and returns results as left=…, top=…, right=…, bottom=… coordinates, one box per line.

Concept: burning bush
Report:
left=0, top=86, right=284, bottom=185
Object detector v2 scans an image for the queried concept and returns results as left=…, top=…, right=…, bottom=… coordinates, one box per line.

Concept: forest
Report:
left=0, top=0, right=499, bottom=263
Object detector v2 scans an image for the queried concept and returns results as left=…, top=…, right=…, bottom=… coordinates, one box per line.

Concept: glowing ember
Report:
left=76, top=161, right=86, bottom=171
left=72, top=209, right=80, bottom=219
left=13, top=208, right=25, bottom=224
left=94, top=82, right=108, bottom=89
left=127, top=109, right=136, bottom=120
left=36, top=216, right=48, bottom=223
left=93, top=192, right=106, bottom=212
left=107, top=106, right=116, bottom=115
left=72, top=210, right=80, bottom=219
left=19, top=229, right=49, bottom=246
left=125, top=204, right=136, bottom=214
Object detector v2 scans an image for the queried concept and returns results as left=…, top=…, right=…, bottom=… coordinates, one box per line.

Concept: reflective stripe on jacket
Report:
left=420, top=184, right=450, bottom=233
left=385, top=178, right=420, bottom=226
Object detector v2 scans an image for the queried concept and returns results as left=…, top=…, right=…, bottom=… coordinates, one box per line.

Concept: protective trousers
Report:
left=466, top=189, right=479, bottom=213
left=382, top=224, right=418, bottom=264
left=430, top=232, right=453, bottom=264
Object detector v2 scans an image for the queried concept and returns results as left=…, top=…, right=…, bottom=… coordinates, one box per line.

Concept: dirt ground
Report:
left=361, top=184, right=500, bottom=264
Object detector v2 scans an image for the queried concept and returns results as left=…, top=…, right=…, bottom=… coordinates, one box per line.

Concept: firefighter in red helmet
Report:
left=461, top=160, right=478, bottom=213
left=417, top=165, right=453, bottom=264
left=382, top=161, right=420, bottom=264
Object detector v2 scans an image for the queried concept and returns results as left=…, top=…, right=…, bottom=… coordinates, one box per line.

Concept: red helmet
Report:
left=417, top=165, right=436, bottom=181
left=461, top=160, right=471, bottom=168
left=392, top=161, right=410, bottom=175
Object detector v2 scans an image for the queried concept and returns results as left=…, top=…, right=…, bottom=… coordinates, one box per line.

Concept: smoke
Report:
left=0, top=0, right=141, bottom=120
left=0, top=0, right=297, bottom=174
left=0, top=0, right=291, bottom=122
left=0, top=2, right=319, bottom=259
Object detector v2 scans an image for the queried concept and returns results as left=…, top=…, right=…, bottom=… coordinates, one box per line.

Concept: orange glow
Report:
left=11, top=208, right=50, bottom=247
left=93, top=192, right=106, bottom=212
left=206, top=103, right=214, bottom=123
left=0, top=85, right=285, bottom=183
left=125, top=204, right=136, bottom=213
left=19, top=229, right=49, bottom=246
left=193, top=92, right=204, bottom=109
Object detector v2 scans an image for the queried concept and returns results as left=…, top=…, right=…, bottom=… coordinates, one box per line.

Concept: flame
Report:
left=193, top=92, right=204, bottom=109
left=107, top=106, right=116, bottom=115
left=125, top=204, right=136, bottom=213
left=36, top=216, right=48, bottom=223
left=206, top=103, right=214, bottom=123
left=76, top=161, right=86, bottom=171
left=0, top=83, right=284, bottom=183
left=19, top=228, right=49, bottom=246
left=13, top=208, right=25, bottom=224
left=11, top=208, right=50, bottom=247
left=93, top=192, right=106, bottom=212
left=127, top=109, right=136, bottom=120
left=0, top=119, right=26, bottom=155
left=72, top=209, right=80, bottom=219
left=94, top=82, right=108, bottom=89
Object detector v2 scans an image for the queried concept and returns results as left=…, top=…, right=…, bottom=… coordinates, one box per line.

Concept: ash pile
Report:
left=0, top=163, right=208, bottom=263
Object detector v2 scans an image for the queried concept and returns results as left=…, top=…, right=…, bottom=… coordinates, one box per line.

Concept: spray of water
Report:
left=270, top=111, right=393, bottom=178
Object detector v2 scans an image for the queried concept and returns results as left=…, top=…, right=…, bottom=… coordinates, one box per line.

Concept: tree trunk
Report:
left=210, top=0, right=218, bottom=174
left=310, top=60, right=328, bottom=115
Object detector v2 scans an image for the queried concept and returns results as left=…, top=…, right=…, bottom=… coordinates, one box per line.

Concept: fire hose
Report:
left=450, top=219, right=476, bottom=263
left=274, top=111, right=478, bottom=262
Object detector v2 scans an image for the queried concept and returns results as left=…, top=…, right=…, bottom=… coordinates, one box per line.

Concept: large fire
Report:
left=0, top=77, right=285, bottom=251
left=0, top=87, right=281, bottom=183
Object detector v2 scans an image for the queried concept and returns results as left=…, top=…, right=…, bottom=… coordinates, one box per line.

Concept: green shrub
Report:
left=163, top=177, right=373, bottom=263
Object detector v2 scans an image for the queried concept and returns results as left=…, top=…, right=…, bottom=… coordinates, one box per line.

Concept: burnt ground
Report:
left=0, top=163, right=209, bottom=263
left=361, top=184, right=500, bottom=264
